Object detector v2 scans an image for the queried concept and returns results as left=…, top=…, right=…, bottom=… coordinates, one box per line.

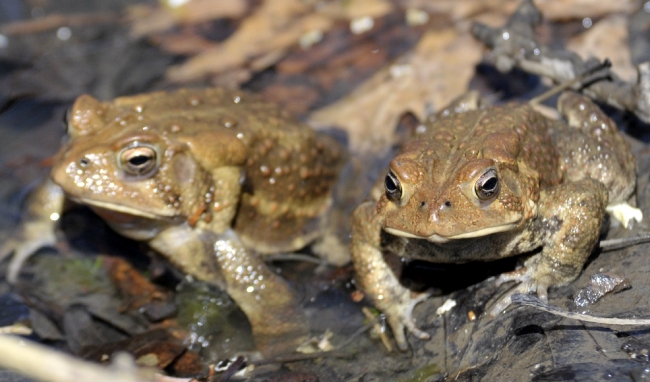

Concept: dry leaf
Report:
left=401, top=0, right=636, bottom=21
left=535, top=0, right=637, bottom=21
left=567, top=14, right=636, bottom=82
left=164, top=0, right=395, bottom=83
left=129, top=0, right=248, bottom=38
left=309, top=28, right=482, bottom=153
left=165, top=0, right=333, bottom=83
left=335, top=0, right=394, bottom=19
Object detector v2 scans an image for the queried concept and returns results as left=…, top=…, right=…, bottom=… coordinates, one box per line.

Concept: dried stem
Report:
left=0, top=334, right=156, bottom=382
left=471, top=0, right=650, bottom=123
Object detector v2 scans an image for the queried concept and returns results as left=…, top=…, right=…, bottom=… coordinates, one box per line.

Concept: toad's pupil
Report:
left=482, top=177, right=497, bottom=191
left=385, top=174, right=397, bottom=192
left=129, top=155, right=151, bottom=167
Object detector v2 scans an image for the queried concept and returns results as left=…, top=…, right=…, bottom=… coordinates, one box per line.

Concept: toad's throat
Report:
left=70, top=197, right=172, bottom=220
left=384, top=223, right=518, bottom=244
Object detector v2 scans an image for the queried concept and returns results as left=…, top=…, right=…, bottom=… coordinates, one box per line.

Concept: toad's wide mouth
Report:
left=70, top=197, right=174, bottom=220
left=384, top=223, right=518, bottom=244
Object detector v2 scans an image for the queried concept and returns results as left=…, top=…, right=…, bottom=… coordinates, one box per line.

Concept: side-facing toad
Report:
left=5, top=88, right=345, bottom=353
left=351, top=91, right=641, bottom=350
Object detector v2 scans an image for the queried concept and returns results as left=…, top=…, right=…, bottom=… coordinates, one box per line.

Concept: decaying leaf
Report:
left=402, top=0, right=637, bottom=21
left=567, top=14, right=637, bottom=82
left=129, top=0, right=248, bottom=38
left=309, top=28, right=482, bottom=153
left=162, top=0, right=396, bottom=84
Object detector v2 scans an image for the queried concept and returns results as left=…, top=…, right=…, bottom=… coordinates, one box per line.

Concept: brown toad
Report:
left=5, top=88, right=345, bottom=353
left=350, top=91, right=641, bottom=350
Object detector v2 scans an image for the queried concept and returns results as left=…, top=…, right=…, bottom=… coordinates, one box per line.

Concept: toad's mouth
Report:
left=384, top=223, right=518, bottom=244
left=70, top=197, right=172, bottom=220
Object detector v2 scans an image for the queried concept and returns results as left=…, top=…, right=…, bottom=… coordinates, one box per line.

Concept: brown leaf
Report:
left=308, top=28, right=482, bottom=153
left=129, top=0, right=248, bottom=38
left=103, top=256, right=168, bottom=311
left=401, top=0, right=636, bottom=21
left=165, top=0, right=335, bottom=83
left=83, top=329, right=186, bottom=369
left=567, top=14, right=636, bottom=82
left=163, top=0, right=397, bottom=84
left=166, top=350, right=205, bottom=378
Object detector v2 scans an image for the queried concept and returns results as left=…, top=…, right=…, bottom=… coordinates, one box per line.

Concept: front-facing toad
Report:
left=351, top=91, right=641, bottom=350
left=6, top=88, right=345, bottom=353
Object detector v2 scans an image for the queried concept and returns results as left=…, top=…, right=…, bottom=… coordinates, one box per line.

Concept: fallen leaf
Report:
left=309, top=28, right=482, bottom=153
left=164, top=0, right=396, bottom=84
left=401, top=0, right=636, bottom=21
left=129, top=0, right=248, bottom=38
left=103, top=256, right=168, bottom=311
left=567, top=14, right=636, bottom=82
left=165, top=0, right=334, bottom=83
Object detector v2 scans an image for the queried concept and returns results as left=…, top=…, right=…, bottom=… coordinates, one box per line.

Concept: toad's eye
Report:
left=119, top=145, right=158, bottom=177
left=385, top=170, right=403, bottom=202
left=475, top=168, right=500, bottom=200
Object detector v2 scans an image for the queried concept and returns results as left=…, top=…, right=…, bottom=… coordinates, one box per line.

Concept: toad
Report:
left=4, top=88, right=345, bottom=353
left=350, top=91, right=641, bottom=350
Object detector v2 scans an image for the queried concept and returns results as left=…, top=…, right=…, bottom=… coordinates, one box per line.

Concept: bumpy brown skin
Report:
left=12, top=88, right=345, bottom=354
left=351, top=92, right=636, bottom=350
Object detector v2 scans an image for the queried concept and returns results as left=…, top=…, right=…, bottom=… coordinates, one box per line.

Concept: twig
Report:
left=0, top=334, right=155, bottom=382
left=511, top=293, right=650, bottom=325
left=471, top=0, right=650, bottom=123
left=599, top=234, right=650, bottom=252
left=263, top=253, right=325, bottom=265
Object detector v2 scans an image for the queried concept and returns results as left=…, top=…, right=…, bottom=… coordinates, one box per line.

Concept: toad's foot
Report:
left=490, top=266, right=550, bottom=317
left=606, top=203, right=642, bottom=229
left=382, top=289, right=432, bottom=351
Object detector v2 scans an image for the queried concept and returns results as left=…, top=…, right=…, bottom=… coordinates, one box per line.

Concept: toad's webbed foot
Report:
left=382, top=289, right=432, bottom=351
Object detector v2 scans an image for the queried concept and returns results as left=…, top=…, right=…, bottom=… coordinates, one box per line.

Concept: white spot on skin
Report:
left=49, top=213, right=60, bottom=221
left=502, top=31, right=510, bottom=40
left=582, top=18, right=592, bottom=28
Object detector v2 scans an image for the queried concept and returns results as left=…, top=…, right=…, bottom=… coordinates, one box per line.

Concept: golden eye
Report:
left=119, top=145, right=157, bottom=177
left=385, top=170, right=403, bottom=202
left=475, top=168, right=500, bottom=200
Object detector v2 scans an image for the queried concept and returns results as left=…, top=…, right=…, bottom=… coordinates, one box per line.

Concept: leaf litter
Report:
left=1, top=0, right=650, bottom=381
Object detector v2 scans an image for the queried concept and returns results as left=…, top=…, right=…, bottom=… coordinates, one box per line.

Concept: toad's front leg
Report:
left=491, top=178, right=608, bottom=316
left=150, top=227, right=309, bottom=355
left=350, top=202, right=430, bottom=351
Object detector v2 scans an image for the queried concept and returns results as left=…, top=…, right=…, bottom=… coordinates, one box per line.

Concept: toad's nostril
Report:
left=419, top=201, right=427, bottom=209
left=444, top=201, right=452, bottom=208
